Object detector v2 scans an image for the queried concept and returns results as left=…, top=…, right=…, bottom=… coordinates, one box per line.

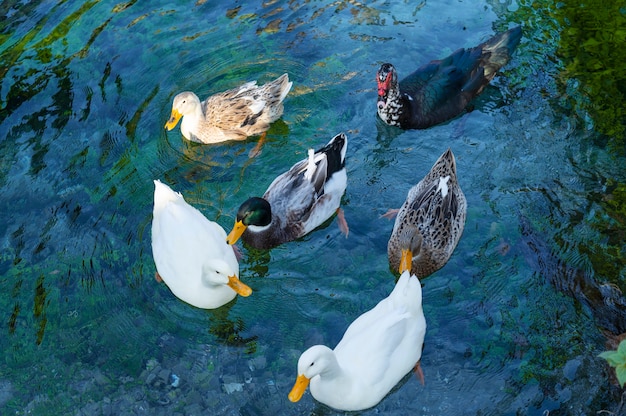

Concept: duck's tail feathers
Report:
left=317, top=133, right=348, bottom=176
left=434, top=148, right=458, bottom=178
left=393, top=270, right=423, bottom=315
left=267, top=73, right=293, bottom=103
left=480, top=26, right=522, bottom=79
left=262, top=73, right=292, bottom=121
left=153, top=180, right=183, bottom=210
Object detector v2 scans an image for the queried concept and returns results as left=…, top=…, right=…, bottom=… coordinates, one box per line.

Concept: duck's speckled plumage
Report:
left=376, top=26, right=522, bottom=129
left=388, top=148, right=467, bottom=277
left=165, top=73, right=292, bottom=144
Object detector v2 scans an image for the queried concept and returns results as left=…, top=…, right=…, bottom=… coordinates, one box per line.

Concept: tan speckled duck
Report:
left=387, top=148, right=467, bottom=277
left=165, top=73, right=292, bottom=149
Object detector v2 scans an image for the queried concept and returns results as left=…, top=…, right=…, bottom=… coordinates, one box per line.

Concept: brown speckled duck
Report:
left=387, top=148, right=467, bottom=277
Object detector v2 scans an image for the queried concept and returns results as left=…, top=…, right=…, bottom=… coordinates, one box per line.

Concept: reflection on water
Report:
left=551, top=1, right=626, bottom=143
left=0, top=0, right=625, bottom=414
left=520, top=215, right=626, bottom=336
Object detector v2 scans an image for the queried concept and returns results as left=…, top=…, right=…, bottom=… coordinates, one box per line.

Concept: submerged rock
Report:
left=0, top=380, right=14, bottom=407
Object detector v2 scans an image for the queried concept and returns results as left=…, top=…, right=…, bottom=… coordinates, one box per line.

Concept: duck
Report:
left=165, top=73, right=292, bottom=153
left=376, top=26, right=522, bottom=129
left=226, top=133, right=349, bottom=249
left=151, top=180, right=252, bottom=309
left=386, top=148, right=467, bottom=277
left=288, top=269, right=426, bottom=411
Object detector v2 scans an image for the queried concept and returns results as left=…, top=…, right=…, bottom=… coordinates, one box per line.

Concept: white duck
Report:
left=288, top=270, right=426, bottom=411
left=151, top=180, right=252, bottom=309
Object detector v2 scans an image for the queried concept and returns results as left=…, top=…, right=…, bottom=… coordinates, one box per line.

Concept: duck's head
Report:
left=165, top=91, right=201, bottom=130
left=207, top=259, right=252, bottom=297
left=397, top=223, right=423, bottom=274
left=288, top=345, right=334, bottom=402
left=226, top=197, right=272, bottom=245
left=376, top=63, right=398, bottom=110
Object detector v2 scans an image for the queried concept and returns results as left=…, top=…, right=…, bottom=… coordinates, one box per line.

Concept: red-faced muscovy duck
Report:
left=376, top=26, right=522, bottom=129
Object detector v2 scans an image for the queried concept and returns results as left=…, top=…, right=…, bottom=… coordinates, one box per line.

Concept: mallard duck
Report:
left=376, top=26, right=522, bottom=129
left=288, top=270, right=426, bottom=411
left=387, top=148, right=467, bottom=277
left=165, top=73, right=292, bottom=150
left=226, top=133, right=349, bottom=249
left=151, top=180, right=252, bottom=309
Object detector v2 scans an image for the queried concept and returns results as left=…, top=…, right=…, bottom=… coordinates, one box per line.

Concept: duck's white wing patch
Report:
left=303, top=149, right=316, bottom=181
left=437, top=175, right=450, bottom=197
left=247, top=99, right=266, bottom=115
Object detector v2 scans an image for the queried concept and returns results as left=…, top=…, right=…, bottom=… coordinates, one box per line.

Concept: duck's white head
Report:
left=204, top=258, right=251, bottom=297
left=165, top=91, right=202, bottom=130
left=289, top=345, right=335, bottom=402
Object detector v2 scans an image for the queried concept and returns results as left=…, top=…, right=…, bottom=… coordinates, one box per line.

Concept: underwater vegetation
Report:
left=600, top=338, right=626, bottom=388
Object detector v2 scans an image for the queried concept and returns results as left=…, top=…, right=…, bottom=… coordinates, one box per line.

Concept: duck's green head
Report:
left=226, top=197, right=272, bottom=245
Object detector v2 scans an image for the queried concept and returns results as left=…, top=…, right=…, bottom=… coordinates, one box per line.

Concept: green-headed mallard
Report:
left=165, top=73, right=292, bottom=152
left=226, top=133, right=349, bottom=249
left=288, top=270, right=426, bottom=411
left=387, top=148, right=466, bottom=276
left=151, top=180, right=252, bottom=309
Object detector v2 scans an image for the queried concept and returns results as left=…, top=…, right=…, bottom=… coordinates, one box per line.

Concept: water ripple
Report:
left=1, top=1, right=624, bottom=414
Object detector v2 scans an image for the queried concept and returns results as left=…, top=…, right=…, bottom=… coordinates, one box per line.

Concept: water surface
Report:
left=1, top=1, right=625, bottom=414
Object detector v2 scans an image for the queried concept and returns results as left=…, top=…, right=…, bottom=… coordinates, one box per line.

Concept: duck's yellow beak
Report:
left=288, top=374, right=310, bottom=402
left=399, top=248, right=413, bottom=274
left=226, top=220, right=247, bottom=245
left=165, top=109, right=182, bottom=130
left=227, top=275, right=252, bottom=297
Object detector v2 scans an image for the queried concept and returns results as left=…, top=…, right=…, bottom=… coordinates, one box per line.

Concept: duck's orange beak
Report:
left=226, top=220, right=247, bottom=245
left=399, top=248, right=413, bottom=274
left=288, top=374, right=310, bottom=402
left=227, top=275, right=252, bottom=297
left=165, top=109, right=182, bottom=130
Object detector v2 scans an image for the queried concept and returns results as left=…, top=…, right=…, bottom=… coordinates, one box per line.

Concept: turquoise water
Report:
left=1, top=1, right=625, bottom=414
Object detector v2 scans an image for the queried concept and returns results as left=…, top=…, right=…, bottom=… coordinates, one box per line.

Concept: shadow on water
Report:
left=520, top=215, right=626, bottom=337
left=207, top=301, right=259, bottom=353
left=0, top=2, right=106, bottom=348
left=509, top=0, right=626, bottom=333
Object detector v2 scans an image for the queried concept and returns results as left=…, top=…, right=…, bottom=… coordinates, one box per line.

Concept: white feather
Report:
left=437, top=175, right=450, bottom=197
